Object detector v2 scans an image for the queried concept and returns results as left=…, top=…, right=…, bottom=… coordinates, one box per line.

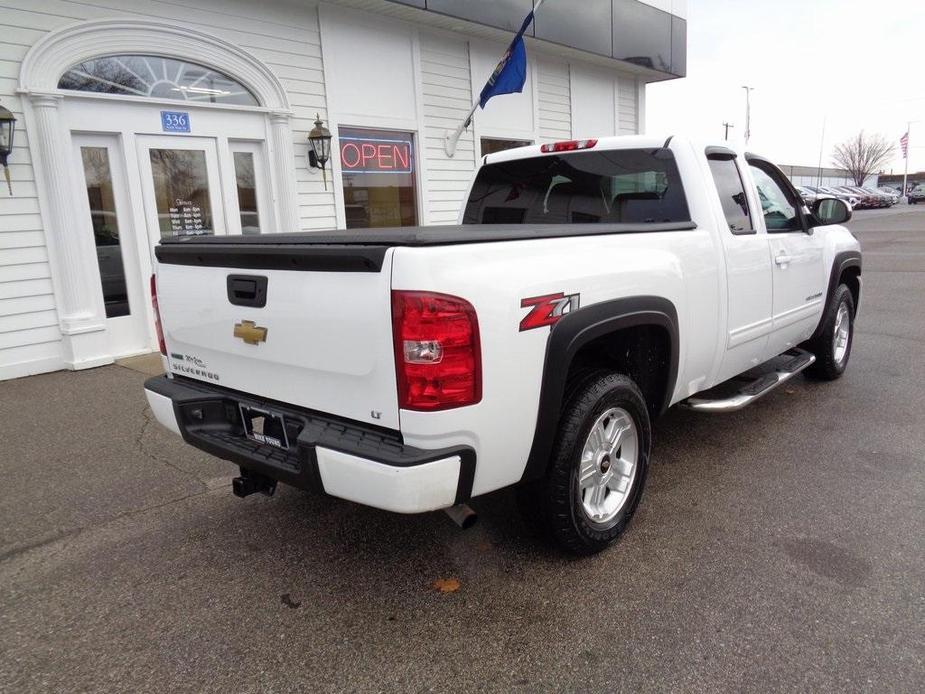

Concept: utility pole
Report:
left=723, top=122, right=734, bottom=141
left=902, top=121, right=911, bottom=199
left=816, top=115, right=827, bottom=187
left=741, top=85, right=754, bottom=145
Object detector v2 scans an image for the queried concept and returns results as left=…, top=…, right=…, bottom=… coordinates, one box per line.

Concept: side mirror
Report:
left=811, top=197, right=851, bottom=226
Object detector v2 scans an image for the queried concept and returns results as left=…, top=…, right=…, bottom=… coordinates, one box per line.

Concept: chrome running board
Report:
left=682, top=348, right=816, bottom=413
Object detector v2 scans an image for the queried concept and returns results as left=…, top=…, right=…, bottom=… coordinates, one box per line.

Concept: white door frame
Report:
left=18, top=18, right=298, bottom=370
left=136, top=134, right=229, bottom=251
left=72, top=132, right=155, bottom=357
left=224, top=139, right=272, bottom=236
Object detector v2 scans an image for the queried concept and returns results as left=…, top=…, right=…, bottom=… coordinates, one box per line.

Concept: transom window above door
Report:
left=57, top=55, right=259, bottom=106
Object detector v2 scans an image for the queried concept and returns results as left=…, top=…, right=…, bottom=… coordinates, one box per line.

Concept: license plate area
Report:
left=239, top=404, right=289, bottom=450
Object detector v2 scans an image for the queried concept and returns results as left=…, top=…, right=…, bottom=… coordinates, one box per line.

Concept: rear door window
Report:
left=707, top=156, right=753, bottom=234
left=463, top=148, right=691, bottom=225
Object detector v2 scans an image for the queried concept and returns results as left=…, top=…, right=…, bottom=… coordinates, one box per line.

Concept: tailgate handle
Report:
left=227, top=274, right=268, bottom=308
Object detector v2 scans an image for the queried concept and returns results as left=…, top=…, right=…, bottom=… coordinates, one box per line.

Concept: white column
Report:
left=636, top=79, right=646, bottom=135
left=268, top=111, right=300, bottom=233
left=29, top=94, right=109, bottom=367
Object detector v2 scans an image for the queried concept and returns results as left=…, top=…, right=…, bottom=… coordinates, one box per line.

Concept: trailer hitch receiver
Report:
left=232, top=468, right=277, bottom=498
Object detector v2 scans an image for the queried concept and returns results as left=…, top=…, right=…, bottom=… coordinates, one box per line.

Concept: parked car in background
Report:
left=908, top=184, right=925, bottom=204
left=878, top=187, right=901, bottom=203
left=796, top=186, right=818, bottom=205
left=839, top=186, right=876, bottom=209
left=808, top=186, right=858, bottom=209
left=859, top=187, right=892, bottom=207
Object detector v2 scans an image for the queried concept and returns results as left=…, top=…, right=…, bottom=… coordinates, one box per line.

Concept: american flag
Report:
left=900, top=131, right=909, bottom=159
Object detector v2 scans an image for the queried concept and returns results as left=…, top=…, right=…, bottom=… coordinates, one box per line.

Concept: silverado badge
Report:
left=234, top=320, right=268, bottom=345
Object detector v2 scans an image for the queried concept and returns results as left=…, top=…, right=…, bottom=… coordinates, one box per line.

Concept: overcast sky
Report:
left=645, top=0, right=925, bottom=176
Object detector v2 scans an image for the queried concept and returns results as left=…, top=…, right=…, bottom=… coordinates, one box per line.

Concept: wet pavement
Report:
left=1, top=207, right=923, bottom=692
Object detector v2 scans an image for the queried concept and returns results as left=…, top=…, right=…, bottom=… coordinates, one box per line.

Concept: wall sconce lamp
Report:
left=307, top=113, right=332, bottom=190
left=0, top=102, right=16, bottom=195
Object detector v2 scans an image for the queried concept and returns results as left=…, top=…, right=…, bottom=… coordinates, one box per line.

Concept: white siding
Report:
left=322, top=8, right=417, bottom=127
left=0, top=0, right=646, bottom=379
left=537, top=59, right=570, bottom=143
left=0, top=31, right=60, bottom=379
left=0, top=0, right=334, bottom=379
left=617, top=76, right=639, bottom=134
left=419, top=33, right=476, bottom=225
left=570, top=65, right=616, bottom=139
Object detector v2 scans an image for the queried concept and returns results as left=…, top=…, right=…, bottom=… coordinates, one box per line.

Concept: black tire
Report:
left=517, top=371, right=652, bottom=555
left=806, top=284, right=855, bottom=380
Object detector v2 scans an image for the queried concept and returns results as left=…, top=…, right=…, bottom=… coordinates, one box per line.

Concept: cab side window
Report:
left=748, top=162, right=802, bottom=232
left=708, top=156, right=753, bottom=234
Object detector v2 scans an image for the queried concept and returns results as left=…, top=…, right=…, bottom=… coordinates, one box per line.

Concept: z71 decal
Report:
left=520, top=292, right=581, bottom=331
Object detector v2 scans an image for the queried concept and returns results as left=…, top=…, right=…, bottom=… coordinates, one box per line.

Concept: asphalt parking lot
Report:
left=2, top=207, right=924, bottom=692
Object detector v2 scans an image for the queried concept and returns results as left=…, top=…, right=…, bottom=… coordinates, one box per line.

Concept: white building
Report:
left=781, top=164, right=869, bottom=190
left=0, top=0, right=687, bottom=380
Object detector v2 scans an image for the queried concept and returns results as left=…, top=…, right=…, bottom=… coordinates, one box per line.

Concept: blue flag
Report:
left=478, top=10, right=535, bottom=109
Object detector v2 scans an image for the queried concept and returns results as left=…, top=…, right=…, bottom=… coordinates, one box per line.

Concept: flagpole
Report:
left=902, top=121, right=910, bottom=200
left=444, top=99, right=480, bottom=158
left=444, top=0, right=547, bottom=158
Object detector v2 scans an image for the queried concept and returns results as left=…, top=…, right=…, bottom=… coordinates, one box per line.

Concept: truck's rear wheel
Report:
left=518, top=371, right=651, bottom=555
left=806, top=283, right=855, bottom=380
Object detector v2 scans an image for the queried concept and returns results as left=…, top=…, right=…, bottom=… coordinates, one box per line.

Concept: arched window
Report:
left=58, top=54, right=259, bottom=106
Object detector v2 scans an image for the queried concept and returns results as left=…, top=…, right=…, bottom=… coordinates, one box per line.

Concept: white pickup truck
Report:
left=144, top=135, right=861, bottom=554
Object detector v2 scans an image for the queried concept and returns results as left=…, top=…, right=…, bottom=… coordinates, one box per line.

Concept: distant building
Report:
left=780, top=164, right=874, bottom=189
left=876, top=172, right=925, bottom=193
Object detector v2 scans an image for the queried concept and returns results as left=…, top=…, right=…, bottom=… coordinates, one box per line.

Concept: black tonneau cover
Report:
left=155, top=221, right=696, bottom=272
left=160, top=221, right=695, bottom=247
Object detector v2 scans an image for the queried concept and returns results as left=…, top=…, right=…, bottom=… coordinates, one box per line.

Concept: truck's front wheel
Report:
left=519, top=372, right=651, bottom=555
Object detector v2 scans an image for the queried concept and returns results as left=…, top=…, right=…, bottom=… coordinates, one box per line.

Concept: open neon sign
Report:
left=340, top=136, right=414, bottom=174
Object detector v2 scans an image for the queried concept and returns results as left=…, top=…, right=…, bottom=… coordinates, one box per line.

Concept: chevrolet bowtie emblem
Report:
left=233, top=320, right=268, bottom=345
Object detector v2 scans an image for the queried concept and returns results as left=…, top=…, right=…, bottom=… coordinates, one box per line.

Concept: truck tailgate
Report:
left=154, top=247, right=399, bottom=430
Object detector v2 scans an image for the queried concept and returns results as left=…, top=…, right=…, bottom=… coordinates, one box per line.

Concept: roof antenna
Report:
left=653, top=135, right=675, bottom=160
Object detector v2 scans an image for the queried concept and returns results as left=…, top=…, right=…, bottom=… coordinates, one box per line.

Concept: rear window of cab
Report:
left=463, top=148, right=691, bottom=225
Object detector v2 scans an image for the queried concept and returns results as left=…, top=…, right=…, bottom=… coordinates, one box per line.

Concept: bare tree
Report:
left=831, top=131, right=895, bottom=186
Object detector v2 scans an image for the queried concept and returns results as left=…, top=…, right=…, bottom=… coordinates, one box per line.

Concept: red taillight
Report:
left=391, top=291, right=481, bottom=411
left=150, top=274, right=166, bottom=356
left=540, top=138, right=598, bottom=153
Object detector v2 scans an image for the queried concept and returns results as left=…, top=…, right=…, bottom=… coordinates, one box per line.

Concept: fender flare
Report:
left=808, top=250, right=862, bottom=343
left=519, top=296, right=679, bottom=483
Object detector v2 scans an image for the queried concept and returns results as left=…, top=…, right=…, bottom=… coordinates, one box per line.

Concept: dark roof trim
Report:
left=705, top=145, right=737, bottom=160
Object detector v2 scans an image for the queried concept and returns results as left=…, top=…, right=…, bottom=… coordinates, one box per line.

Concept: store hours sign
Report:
left=168, top=198, right=205, bottom=235
left=160, top=111, right=191, bottom=133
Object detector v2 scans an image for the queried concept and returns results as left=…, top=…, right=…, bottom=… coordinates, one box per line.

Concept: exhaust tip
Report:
left=444, top=504, right=478, bottom=529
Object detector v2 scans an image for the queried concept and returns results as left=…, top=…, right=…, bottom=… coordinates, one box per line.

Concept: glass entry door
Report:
left=136, top=135, right=227, bottom=250
left=73, top=133, right=152, bottom=357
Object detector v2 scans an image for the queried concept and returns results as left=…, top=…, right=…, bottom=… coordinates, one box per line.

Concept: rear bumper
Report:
left=143, top=375, right=475, bottom=514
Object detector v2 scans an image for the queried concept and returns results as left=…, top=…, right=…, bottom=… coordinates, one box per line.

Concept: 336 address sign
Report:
left=160, top=111, right=191, bottom=133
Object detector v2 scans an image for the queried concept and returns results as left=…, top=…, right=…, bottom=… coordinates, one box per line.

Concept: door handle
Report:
left=227, top=274, right=268, bottom=308
left=775, top=253, right=793, bottom=267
